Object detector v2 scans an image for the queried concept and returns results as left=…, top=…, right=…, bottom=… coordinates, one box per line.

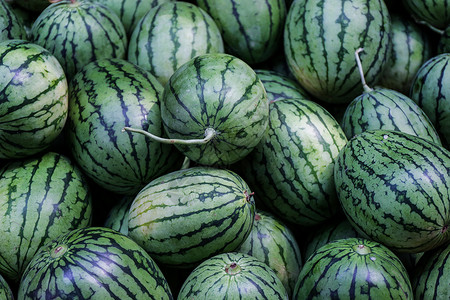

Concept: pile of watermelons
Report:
left=0, top=0, right=449, bottom=299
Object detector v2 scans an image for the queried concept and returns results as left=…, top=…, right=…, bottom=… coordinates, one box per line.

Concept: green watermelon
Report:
left=0, top=39, right=68, bottom=159
left=67, top=58, right=182, bottom=196
left=341, top=48, right=441, bottom=144
left=178, top=252, right=288, bottom=299
left=412, top=242, right=449, bottom=299
left=30, top=0, right=127, bottom=79
left=293, top=238, right=413, bottom=299
left=379, top=13, right=432, bottom=95
left=239, top=98, right=347, bottom=226
left=284, top=0, right=391, bottom=104
left=127, top=166, right=255, bottom=268
left=128, top=1, right=224, bottom=85
left=402, top=0, right=450, bottom=30
left=18, top=226, right=173, bottom=299
left=197, top=0, right=287, bottom=65
left=0, top=0, right=27, bottom=41
left=410, top=53, right=450, bottom=149
left=334, top=129, right=450, bottom=253
left=124, top=53, right=269, bottom=166
left=0, top=151, right=92, bottom=282
left=92, top=0, right=174, bottom=35
left=235, top=210, right=303, bottom=296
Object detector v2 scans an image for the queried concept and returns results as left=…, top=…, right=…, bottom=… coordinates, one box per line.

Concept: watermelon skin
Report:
left=161, top=53, right=269, bottom=166
left=239, top=98, right=347, bottom=226
left=178, top=252, right=288, bottom=299
left=128, top=1, right=224, bottom=85
left=293, top=238, right=413, bottom=299
left=412, top=242, right=449, bottom=299
left=0, top=0, right=27, bottom=41
left=18, top=227, right=173, bottom=299
left=402, top=0, right=450, bottom=30
left=235, top=210, right=302, bottom=296
left=128, top=166, right=255, bottom=268
left=67, top=58, right=182, bottom=195
left=341, top=87, right=442, bottom=145
left=379, top=13, right=432, bottom=95
left=92, top=0, right=174, bottom=35
left=0, top=39, right=68, bottom=159
left=334, top=129, right=450, bottom=253
left=104, top=195, right=134, bottom=235
left=197, top=0, right=287, bottom=65
left=284, top=0, right=391, bottom=104
left=255, top=69, right=310, bottom=102
left=0, top=152, right=92, bottom=282
left=30, top=0, right=127, bottom=79
left=410, top=53, right=450, bottom=149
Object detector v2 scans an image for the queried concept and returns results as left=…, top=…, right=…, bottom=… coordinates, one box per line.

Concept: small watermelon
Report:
left=402, top=0, right=450, bottom=30
left=18, top=227, right=173, bottom=299
left=178, top=252, right=288, bottom=299
left=0, top=0, right=27, bottom=41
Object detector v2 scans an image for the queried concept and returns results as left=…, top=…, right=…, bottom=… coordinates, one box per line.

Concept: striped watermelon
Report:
left=402, top=0, right=450, bottom=30
left=334, top=129, right=450, bottom=253
left=67, top=58, right=182, bottom=195
left=255, top=69, right=310, bottom=103
left=410, top=53, right=450, bottom=149
left=30, top=0, right=127, bottom=79
left=412, top=242, right=449, bottom=299
left=293, top=238, right=413, bottom=299
left=124, top=53, right=269, bottom=166
left=178, top=252, right=288, bottom=299
left=235, top=210, right=302, bottom=296
left=379, top=13, right=432, bottom=95
left=197, top=0, right=287, bottom=65
left=0, top=0, right=27, bottom=41
left=0, top=151, right=92, bottom=282
left=104, top=195, right=134, bottom=235
left=341, top=48, right=441, bottom=144
left=18, top=227, right=173, bottom=299
left=92, top=0, right=174, bottom=36
left=0, top=39, right=68, bottom=159
left=0, top=273, right=13, bottom=300
left=284, top=0, right=391, bottom=104
left=239, top=98, right=347, bottom=226
left=127, top=166, right=255, bottom=268
left=128, top=1, right=224, bottom=85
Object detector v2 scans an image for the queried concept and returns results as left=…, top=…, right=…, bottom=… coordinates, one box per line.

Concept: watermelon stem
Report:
left=355, top=48, right=373, bottom=93
left=122, top=127, right=217, bottom=145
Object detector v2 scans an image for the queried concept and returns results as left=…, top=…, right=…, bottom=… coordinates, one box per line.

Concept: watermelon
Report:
left=293, top=238, right=413, bottom=299
left=402, top=0, right=450, bottom=30
left=255, top=69, right=310, bottom=103
left=124, top=53, right=269, bottom=166
left=197, top=0, right=287, bottom=65
left=0, top=0, right=27, bottom=41
left=239, top=98, right=348, bottom=226
left=341, top=48, right=441, bottom=145
left=410, top=53, right=450, bottom=149
left=284, top=0, right=391, bottom=104
left=235, top=210, right=303, bottom=296
left=92, top=0, right=175, bottom=36
left=30, top=0, right=127, bottom=79
left=334, top=129, right=450, bottom=253
left=0, top=39, right=68, bottom=159
left=18, top=226, right=173, bottom=299
left=412, top=242, right=449, bottom=299
left=177, top=252, right=288, bottom=299
left=0, top=151, right=92, bottom=282
left=379, top=13, right=432, bottom=95
left=127, top=166, right=255, bottom=268
left=128, top=1, right=224, bottom=85
left=67, top=58, right=182, bottom=196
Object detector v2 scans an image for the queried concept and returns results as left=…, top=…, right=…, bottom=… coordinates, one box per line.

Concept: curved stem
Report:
left=122, top=127, right=216, bottom=145
left=355, top=48, right=373, bottom=93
